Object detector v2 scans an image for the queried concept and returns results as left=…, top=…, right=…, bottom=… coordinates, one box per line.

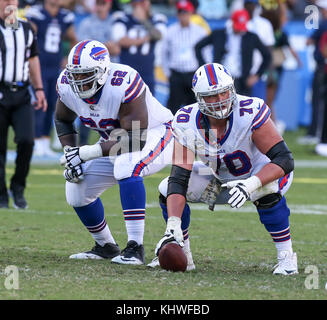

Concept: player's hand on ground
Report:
left=155, top=216, right=184, bottom=256
left=222, top=176, right=262, bottom=209
left=63, top=165, right=84, bottom=183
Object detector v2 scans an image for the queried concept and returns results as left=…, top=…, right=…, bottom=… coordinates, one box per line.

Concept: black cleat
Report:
left=9, top=186, right=28, bottom=209
left=111, top=240, right=145, bottom=265
left=69, top=242, right=121, bottom=259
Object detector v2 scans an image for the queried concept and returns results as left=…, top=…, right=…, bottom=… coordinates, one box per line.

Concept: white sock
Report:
left=125, top=220, right=144, bottom=245
left=183, top=237, right=190, bottom=252
left=275, top=239, right=293, bottom=256
left=91, top=224, right=116, bottom=247
left=123, top=209, right=145, bottom=245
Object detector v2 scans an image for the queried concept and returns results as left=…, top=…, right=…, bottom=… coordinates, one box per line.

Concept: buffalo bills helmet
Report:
left=192, top=63, right=236, bottom=119
left=66, top=40, right=110, bottom=99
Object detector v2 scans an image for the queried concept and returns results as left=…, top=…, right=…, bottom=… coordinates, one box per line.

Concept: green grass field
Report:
left=0, top=129, right=327, bottom=300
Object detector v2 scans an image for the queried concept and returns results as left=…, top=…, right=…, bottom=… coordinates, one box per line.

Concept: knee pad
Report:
left=257, top=196, right=290, bottom=225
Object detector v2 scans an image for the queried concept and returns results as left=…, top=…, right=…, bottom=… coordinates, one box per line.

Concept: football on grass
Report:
left=158, top=242, right=187, bottom=272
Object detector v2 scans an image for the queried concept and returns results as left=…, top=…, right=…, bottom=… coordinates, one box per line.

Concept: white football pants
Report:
left=158, top=161, right=293, bottom=203
left=66, top=124, right=174, bottom=207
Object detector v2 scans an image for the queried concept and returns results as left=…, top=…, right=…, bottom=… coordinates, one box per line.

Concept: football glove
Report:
left=222, top=176, right=262, bottom=209
left=63, top=165, right=84, bottom=183
left=155, top=216, right=184, bottom=256
left=60, top=146, right=83, bottom=169
left=60, top=144, right=103, bottom=167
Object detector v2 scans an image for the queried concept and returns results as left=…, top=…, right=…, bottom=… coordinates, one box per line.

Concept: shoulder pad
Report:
left=24, top=5, right=45, bottom=20
left=62, top=11, right=75, bottom=24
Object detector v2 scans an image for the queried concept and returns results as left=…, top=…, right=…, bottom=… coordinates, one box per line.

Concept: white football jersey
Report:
left=172, top=94, right=272, bottom=183
left=56, top=62, right=173, bottom=141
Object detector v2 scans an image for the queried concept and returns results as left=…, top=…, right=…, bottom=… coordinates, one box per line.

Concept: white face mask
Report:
left=196, top=85, right=236, bottom=119
left=66, top=66, right=105, bottom=99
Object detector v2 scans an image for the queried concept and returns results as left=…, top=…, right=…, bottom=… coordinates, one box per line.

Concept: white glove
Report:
left=60, top=144, right=103, bottom=167
left=155, top=216, right=184, bottom=256
left=60, top=146, right=82, bottom=168
left=222, top=176, right=262, bottom=209
left=63, top=165, right=84, bottom=183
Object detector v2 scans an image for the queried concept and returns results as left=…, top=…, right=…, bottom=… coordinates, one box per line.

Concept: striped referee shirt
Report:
left=161, top=21, right=207, bottom=77
left=0, top=18, right=38, bottom=84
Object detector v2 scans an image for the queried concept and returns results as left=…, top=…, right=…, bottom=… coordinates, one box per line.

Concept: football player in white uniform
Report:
left=55, top=40, right=173, bottom=265
left=150, top=63, right=298, bottom=275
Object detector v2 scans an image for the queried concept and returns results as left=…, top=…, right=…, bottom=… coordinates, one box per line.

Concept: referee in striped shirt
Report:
left=0, top=0, right=47, bottom=209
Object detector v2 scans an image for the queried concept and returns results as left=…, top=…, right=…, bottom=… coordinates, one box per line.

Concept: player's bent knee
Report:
left=66, top=195, right=92, bottom=208
left=256, top=195, right=290, bottom=225
left=113, top=155, right=134, bottom=181
left=65, top=183, right=94, bottom=208
left=158, top=177, right=169, bottom=198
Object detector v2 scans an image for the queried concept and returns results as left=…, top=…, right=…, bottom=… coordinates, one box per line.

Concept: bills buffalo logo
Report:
left=192, top=73, right=198, bottom=87
left=90, top=47, right=108, bottom=61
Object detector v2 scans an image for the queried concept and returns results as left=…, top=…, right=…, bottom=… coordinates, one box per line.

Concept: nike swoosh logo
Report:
left=285, top=270, right=296, bottom=274
left=126, top=76, right=131, bottom=84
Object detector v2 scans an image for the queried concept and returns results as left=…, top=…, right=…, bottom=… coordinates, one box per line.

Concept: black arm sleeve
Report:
left=54, top=119, right=77, bottom=137
left=266, top=141, right=294, bottom=174
left=167, top=165, right=192, bottom=198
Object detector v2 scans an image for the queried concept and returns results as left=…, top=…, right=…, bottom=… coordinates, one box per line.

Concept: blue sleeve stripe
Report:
left=251, top=108, right=271, bottom=131
left=252, top=103, right=266, bottom=124
left=125, top=73, right=140, bottom=97
left=124, top=79, right=144, bottom=103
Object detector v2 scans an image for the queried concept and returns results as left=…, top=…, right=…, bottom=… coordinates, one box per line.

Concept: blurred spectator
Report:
left=80, top=0, right=95, bottom=13
left=19, top=0, right=40, bottom=7
left=162, top=0, right=207, bottom=114
left=197, top=0, right=228, bottom=19
left=76, top=0, right=120, bottom=145
left=77, top=0, right=120, bottom=61
left=285, top=0, right=313, bottom=21
left=25, top=0, right=78, bottom=157
left=189, top=0, right=211, bottom=34
left=244, top=0, right=275, bottom=100
left=60, top=0, right=78, bottom=11
left=112, top=0, right=167, bottom=94
left=195, top=9, right=271, bottom=96
left=298, top=0, right=327, bottom=145
left=261, top=6, right=301, bottom=135
left=75, top=0, right=122, bottom=13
